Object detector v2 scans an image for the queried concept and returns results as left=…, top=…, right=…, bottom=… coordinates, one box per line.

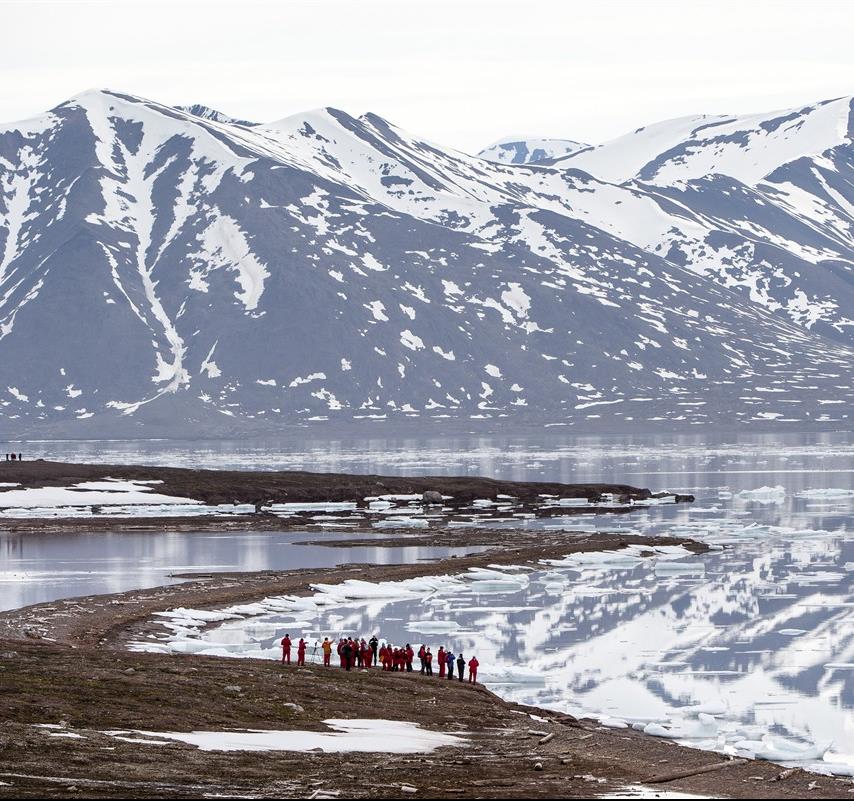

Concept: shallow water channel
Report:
left=0, top=530, right=484, bottom=611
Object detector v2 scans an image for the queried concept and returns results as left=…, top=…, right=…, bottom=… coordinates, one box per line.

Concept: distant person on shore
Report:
left=468, top=656, right=479, bottom=683
left=437, top=646, right=446, bottom=678
left=445, top=650, right=455, bottom=680
left=369, top=634, right=379, bottom=665
left=425, top=647, right=433, bottom=675
left=10, top=453, right=15, bottom=461
left=281, top=634, right=292, bottom=665
left=342, top=639, right=353, bottom=671
left=361, top=638, right=372, bottom=667
left=456, top=653, right=465, bottom=682
left=322, top=637, right=332, bottom=666
left=297, top=638, right=306, bottom=666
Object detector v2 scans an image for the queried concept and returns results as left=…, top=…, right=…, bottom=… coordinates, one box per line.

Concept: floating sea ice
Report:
left=680, top=701, right=728, bottom=717
left=268, top=501, right=358, bottom=513
left=598, top=717, right=629, bottom=729
left=154, top=608, right=241, bottom=624
left=643, top=716, right=717, bottom=740
left=651, top=545, right=700, bottom=561
left=226, top=603, right=272, bottom=616
left=734, top=736, right=831, bottom=763
left=809, top=762, right=854, bottom=777
left=372, top=516, right=429, bottom=528
left=796, top=488, right=854, bottom=499
left=310, top=575, right=465, bottom=601
left=167, top=639, right=221, bottom=655
left=466, top=567, right=529, bottom=585
left=467, top=580, right=530, bottom=594
left=368, top=500, right=394, bottom=510
left=736, top=486, right=786, bottom=503
left=643, top=723, right=672, bottom=738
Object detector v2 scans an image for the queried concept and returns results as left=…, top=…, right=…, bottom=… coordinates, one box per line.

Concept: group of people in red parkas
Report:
left=280, top=633, right=480, bottom=683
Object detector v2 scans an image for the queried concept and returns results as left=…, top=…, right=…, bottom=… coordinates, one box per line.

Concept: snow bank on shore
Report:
left=0, top=478, right=200, bottom=509
left=101, top=718, right=466, bottom=753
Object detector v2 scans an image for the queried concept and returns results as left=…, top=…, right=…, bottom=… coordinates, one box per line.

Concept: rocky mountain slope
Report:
left=0, top=90, right=851, bottom=436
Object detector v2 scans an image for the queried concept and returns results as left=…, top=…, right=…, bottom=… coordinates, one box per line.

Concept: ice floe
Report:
left=736, top=486, right=786, bottom=503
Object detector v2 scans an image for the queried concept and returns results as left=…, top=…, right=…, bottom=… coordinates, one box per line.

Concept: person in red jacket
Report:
left=281, top=634, right=292, bottom=665
left=468, top=655, right=479, bottom=683
left=425, top=647, right=433, bottom=676
left=437, top=646, right=446, bottom=678
left=378, top=644, right=388, bottom=670
left=405, top=644, right=415, bottom=673
left=337, top=638, right=345, bottom=668
left=361, top=639, right=372, bottom=667
left=296, top=637, right=307, bottom=666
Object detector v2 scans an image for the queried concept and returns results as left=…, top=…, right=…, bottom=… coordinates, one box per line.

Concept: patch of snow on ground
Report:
left=104, top=719, right=466, bottom=753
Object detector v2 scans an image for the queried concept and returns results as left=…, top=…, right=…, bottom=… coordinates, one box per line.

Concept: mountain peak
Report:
left=175, top=104, right=258, bottom=127
left=554, top=96, right=854, bottom=185
left=478, top=137, right=588, bottom=165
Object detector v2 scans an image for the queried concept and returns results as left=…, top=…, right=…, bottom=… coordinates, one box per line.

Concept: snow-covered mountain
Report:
left=478, top=137, right=587, bottom=164
left=0, top=90, right=852, bottom=437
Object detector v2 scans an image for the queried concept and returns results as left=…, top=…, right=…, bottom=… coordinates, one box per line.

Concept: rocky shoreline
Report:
left=0, top=465, right=846, bottom=798
left=1, top=532, right=850, bottom=798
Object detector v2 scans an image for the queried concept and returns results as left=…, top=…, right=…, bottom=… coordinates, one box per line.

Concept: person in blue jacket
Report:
left=445, top=649, right=455, bottom=679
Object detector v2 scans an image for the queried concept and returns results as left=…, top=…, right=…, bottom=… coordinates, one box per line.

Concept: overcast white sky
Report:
left=2, top=0, right=852, bottom=152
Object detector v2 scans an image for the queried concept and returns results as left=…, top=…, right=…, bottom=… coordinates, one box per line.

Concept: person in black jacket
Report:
left=456, top=653, right=465, bottom=682
left=369, top=634, right=379, bottom=666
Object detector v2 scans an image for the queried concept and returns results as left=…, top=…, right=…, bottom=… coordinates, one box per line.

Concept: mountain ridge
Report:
left=0, top=89, right=852, bottom=437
